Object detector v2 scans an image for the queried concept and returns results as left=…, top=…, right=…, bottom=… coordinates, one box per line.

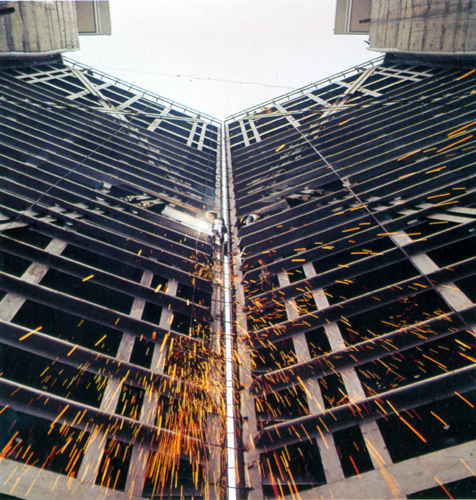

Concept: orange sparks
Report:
left=399, top=416, right=427, bottom=443
left=426, top=166, right=447, bottom=174
left=397, top=149, right=421, bottom=161
left=448, top=120, right=476, bottom=136
left=67, top=345, right=78, bottom=357
left=49, top=405, right=70, bottom=429
left=18, top=326, right=42, bottom=341
left=430, top=411, right=449, bottom=427
left=435, top=477, right=453, bottom=499
left=386, top=401, right=399, bottom=415
left=454, top=392, right=474, bottom=407
left=458, top=352, right=476, bottom=364
left=461, top=459, right=476, bottom=477
left=427, top=193, right=450, bottom=199
left=456, top=69, right=475, bottom=80
left=82, top=274, right=94, bottom=282
left=349, top=456, right=360, bottom=476
left=94, top=335, right=107, bottom=347
left=437, top=135, right=473, bottom=153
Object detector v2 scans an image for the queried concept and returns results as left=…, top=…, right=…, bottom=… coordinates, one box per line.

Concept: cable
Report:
left=77, top=64, right=297, bottom=91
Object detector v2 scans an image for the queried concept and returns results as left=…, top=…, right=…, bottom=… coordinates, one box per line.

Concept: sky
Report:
left=71, top=0, right=378, bottom=120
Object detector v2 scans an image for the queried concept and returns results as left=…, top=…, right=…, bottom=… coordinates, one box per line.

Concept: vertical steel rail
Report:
left=221, top=125, right=237, bottom=500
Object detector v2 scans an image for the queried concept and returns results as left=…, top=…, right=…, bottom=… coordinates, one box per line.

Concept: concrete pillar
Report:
left=124, top=272, right=175, bottom=499
left=78, top=270, right=154, bottom=486
left=77, top=424, right=108, bottom=486
left=303, top=263, right=385, bottom=484
left=278, top=267, right=347, bottom=485
left=0, top=239, right=68, bottom=322
left=391, top=232, right=475, bottom=316
left=361, top=420, right=404, bottom=498
left=236, top=274, right=263, bottom=499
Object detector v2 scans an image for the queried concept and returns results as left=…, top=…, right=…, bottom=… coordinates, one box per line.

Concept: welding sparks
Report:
left=18, top=327, right=42, bottom=341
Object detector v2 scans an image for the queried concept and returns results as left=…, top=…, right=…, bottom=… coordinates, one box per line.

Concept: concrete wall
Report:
left=0, top=1, right=78, bottom=57
left=369, top=0, right=476, bottom=55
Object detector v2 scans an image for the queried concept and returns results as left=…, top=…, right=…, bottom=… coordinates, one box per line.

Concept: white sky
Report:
left=71, top=0, right=378, bottom=120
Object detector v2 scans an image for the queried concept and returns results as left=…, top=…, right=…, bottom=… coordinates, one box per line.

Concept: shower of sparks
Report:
left=1, top=64, right=476, bottom=500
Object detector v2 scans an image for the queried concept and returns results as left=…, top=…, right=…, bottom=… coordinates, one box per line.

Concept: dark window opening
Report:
left=286, top=266, right=305, bottom=284
left=454, top=276, right=476, bottom=303
left=338, top=290, right=451, bottom=346
left=285, top=187, right=326, bottom=208
left=143, top=452, right=204, bottom=498
left=176, top=282, right=212, bottom=308
left=115, top=383, right=144, bottom=421
left=404, top=219, right=461, bottom=242
left=171, top=312, right=191, bottom=335
left=407, top=475, right=476, bottom=499
left=318, top=373, right=350, bottom=409
left=141, top=302, right=163, bottom=326
left=0, top=343, right=106, bottom=408
left=150, top=274, right=168, bottom=293
left=95, top=439, right=132, bottom=491
left=0, top=249, right=31, bottom=277
left=312, top=237, right=395, bottom=276
left=147, top=202, right=167, bottom=215
left=170, top=311, right=210, bottom=341
left=176, top=282, right=193, bottom=301
left=357, top=330, right=476, bottom=397
left=108, top=184, right=143, bottom=199
left=333, top=425, right=374, bottom=478
left=427, top=233, right=476, bottom=268
left=129, top=336, right=154, bottom=369
left=39, top=268, right=134, bottom=314
left=255, top=386, right=310, bottom=430
left=62, top=244, right=143, bottom=283
left=247, top=301, right=287, bottom=332
left=0, top=407, right=89, bottom=477
left=12, top=300, right=122, bottom=355
left=306, top=327, right=332, bottom=358
left=251, top=338, right=297, bottom=378
left=295, top=292, right=317, bottom=316
left=324, top=259, right=418, bottom=306
left=260, top=440, right=326, bottom=498
left=378, top=389, right=476, bottom=463
left=0, top=7, right=16, bottom=15
left=1, top=226, right=52, bottom=249
left=51, top=219, right=68, bottom=228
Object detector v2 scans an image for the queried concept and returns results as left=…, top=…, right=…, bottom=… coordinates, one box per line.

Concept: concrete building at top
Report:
left=335, top=0, right=476, bottom=57
left=1, top=1, right=476, bottom=500
left=0, top=0, right=110, bottom=63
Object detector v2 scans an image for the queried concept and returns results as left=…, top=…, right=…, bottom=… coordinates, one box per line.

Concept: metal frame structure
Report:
left=225, top=54, right=476, bottom=499
left=2, top=49, right=476, bottom=500
left=0, top=58, right=226, bottom=499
